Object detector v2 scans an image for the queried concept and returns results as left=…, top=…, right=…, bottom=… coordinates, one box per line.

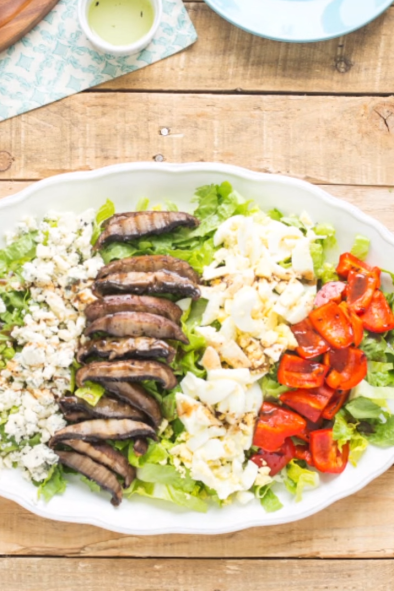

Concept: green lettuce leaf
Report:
left=0, top=230, right=38, bottom=278
left=80, top=476, right=102, bottom=493
left=137, top=463, right=196, bottom=492
left=91, top=199, right=115, bottom=245
left=367, top=416, right=394, bottom=448
left=267, top=208, right=283, bottom=221
left=285, top=460, right=319, bottom=502
left=260, top=375, right=289, bottom=398
left=361, top=335, right=391, bottom=362
left=351, top=234, right=370, bottom=261
left=367, top=361, right=394, bottom=387
left=125, top=479, right=208, bottom=513
left=345, top=397, right=384, bottom=420
left=75, top=381, right=105, bottom=406
left=128, top=440, right=169, bottom=468
left=37, top=465, right=67, bottom=502
left=314, top=223, right=337, bottom=249
left=332, top=410, right=369, bottom=466
left=255, top=485, right=283, bottom=512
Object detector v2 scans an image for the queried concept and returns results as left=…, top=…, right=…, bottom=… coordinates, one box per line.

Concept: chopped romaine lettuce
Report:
left=80, top=476, right=102, bottom=493
left=91, top=199, right=115, bottom=245
left=128, top=440, right=169, bottom=468
left=314, top=223, right=337, bottom=249
left=367, top=416, right=394, bottom=447
left=350, top=234, right=370, bottom=261
left=75, top=381, right=105, bottom=406
left=0, top=231, right=38, bottom=277
left=267, top=208, right=283, bottom=221
left=125, top=479, right=208, bottom=513
left=345, top=397, right=385, bottom=420
left=260, top=375, right=290, bottom=399
left=285, top=460, right=319, bottom=502
left=37, top=465, right=67, bottom=502
left=255, top=484, right=283, bottom=512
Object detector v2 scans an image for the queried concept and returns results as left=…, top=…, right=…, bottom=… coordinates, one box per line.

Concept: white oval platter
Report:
left=0, top=162, right=393, bottom=535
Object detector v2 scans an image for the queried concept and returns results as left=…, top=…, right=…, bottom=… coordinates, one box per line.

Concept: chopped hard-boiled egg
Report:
left=172, top=371, right=264, bottom=501
left=197, top=213, right=318, bottom=371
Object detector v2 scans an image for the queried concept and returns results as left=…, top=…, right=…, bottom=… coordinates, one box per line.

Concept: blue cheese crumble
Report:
left=0, top=210, right=104, bottom=482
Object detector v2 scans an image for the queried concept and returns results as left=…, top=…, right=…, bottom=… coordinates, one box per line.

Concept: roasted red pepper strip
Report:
left=347, top=269, right=379, bottom=314
left=291, top=318, right=330, bottom=360
left=294, top=444, right=313, bottom=466
left=309, top=301, right=353, bottom=349
left=321, top=389, right=349, bottom=420
left=250, top=438, right=295, bottom=476
left=253, top=402, right=307, bottom=452
left=297, top=417, right=324, bottom=443
left=360, top=290, right=394, bottom=333
left=314, top=281, right=346, bottom=308
left=280, top=384, right=336, bottom=423
left=336, top=252, right=373, bottom=278
left=310, top=428, right=349, bottom=474
left=277, top=354, right=329, bottom=389
left=339, top=301, right=364, bottom=347
left=325, top=347, right=367, bottom=390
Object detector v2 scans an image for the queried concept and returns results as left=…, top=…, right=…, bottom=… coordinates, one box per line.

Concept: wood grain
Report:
left=1, top=93, right=394, bottom=185
left=1, top=467, right=394, bottom=558
left=98, top=3, right=394, bottom=94
left=0, top=0, right=60, bottom=53
left=1, top=557, right=394, bottom=590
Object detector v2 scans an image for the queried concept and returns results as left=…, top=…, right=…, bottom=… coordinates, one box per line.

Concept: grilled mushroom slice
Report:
left=59, top=396, right=148, bottom=422
left=50, top=418, right=157, bottom=447
left=63, top=411, right=91, bottom=422
left=97, top=255, right=200, bottom=284
left=85, top=294, right=183, bottom=325
left=101, top=381, right=162, bottom=429
left=55, top=450, right=123, bottom=506
left=93, top=270, right=200, bottom=300
left=77, top=337, right=176, bottom=364
left=95, top=211, right=200, bottom=249
left=133, top=438, right=149, bottom=457
left=76, top=360, right=177, bottom=390
left=61, top=439, right=135, bottom=488
left=84, top=311, right=189, bottom=344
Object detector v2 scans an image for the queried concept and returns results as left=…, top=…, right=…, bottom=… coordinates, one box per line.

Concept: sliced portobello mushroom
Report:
left=95, top=211, right=200, bottom=249
left=97, top=255, right=200, bottom=284
left=101, top=380, right=162, bottom=429
left=76, top=360, right=177, bottom=390
left=85, top=294, right=183, bottom=325
left=50, top=418, right=157, bottom=447
left=63, top=411, right=91, bottom=422
left=59, top=396, right=148, bottom=422
left=133, top=438, right=149, bottom=457
left=61, top=439, right=135, bottom=488
left=93, top=270, right=200, bottom=300
left=55, top=450, right=123, bottom=506
left=77, top=336, right=176, bottom=364
left=84, top=311, right=189, bottom=344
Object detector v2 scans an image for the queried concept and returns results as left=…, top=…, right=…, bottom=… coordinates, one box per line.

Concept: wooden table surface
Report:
left=1, top=2, right=394, bottom=590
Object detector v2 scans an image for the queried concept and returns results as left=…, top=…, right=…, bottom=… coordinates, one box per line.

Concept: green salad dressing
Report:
left=88, top=0, right=155, bottom=46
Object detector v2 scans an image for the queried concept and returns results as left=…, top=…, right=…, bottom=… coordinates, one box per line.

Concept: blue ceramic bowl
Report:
left=204, top=0, right=393, bottom=43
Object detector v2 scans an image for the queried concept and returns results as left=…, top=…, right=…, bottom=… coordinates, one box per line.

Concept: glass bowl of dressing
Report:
left=78, top=0, right=162, bottom=56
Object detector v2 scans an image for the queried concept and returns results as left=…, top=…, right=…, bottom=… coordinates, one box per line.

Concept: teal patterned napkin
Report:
left=0, top=0, right=197, bottom=122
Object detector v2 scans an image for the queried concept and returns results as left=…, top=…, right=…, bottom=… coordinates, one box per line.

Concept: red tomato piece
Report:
left=338, top=301, right=364, bottom=347
left=253, top=402, right=307, bottom=452
left=291, top=318, right=330, bottom=359
left=309, top=301, right=354, bottom=349
left=310, top=428, right=349, bottom=474
left=325, top=347, right=367, bottom=390
left=294, top=444, right=313, bottom=466
left=277, top=354, right=329, bottom=389
left=336, top=252, right=373, bottom=279
left=347, top=269, right=379, bottom=314
left=321, top=389, right=350, bottom=420
left=251, top=438, right=295, bottom=476
left=314, top=281, right=346, bottom=308
left=279, top=384, right=336, bottom=423
left=360, top=290, right=394, bottom=333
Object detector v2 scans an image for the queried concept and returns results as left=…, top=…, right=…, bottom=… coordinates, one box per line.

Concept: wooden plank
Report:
left=97, top=4, right=394, bottom=94
left=1, top=93, right=394, bottom=185
left=1, top=468, right=394, bottom=558
left=0, top=558, right=393, bottom=590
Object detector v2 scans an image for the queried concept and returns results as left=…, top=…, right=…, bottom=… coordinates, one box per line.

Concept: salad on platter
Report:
left=1, top=181, right=394, bottom=513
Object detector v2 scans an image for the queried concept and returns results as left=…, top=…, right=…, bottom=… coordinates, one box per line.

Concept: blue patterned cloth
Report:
left=0, top=0, right=197, bottom=122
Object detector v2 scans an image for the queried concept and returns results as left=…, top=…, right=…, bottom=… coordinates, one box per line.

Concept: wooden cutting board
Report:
left=0, top=0, right=60, bottom=54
